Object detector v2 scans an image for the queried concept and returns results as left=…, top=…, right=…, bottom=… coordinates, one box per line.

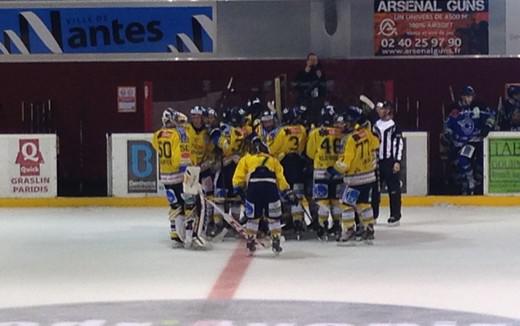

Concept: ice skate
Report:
left=294, top=220, right=304, bottom=241
left=191, top=236, right=211, bottom=250
left=387, top=216, right=401, bottom=227
left=171, top=239, right=184, bottom=249
left=272, top=236, right=283, bottom=255
left=317, top=227, right=328, bottom=241
left=211, top=226, right=229, bottom=242
left=355, top=223, right=365, bottom=241
left=246, top=236, right=257, bottom=256
left=362, top=225, right=375, bottom=245
left=337, top=227, right=356, bottom=247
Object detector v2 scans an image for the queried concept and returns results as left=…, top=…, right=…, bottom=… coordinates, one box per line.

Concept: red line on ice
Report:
left=208, top=242, right=251, bottom=300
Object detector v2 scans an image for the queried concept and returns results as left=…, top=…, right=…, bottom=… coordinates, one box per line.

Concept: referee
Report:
left=372, top=101, right=403, bottom=226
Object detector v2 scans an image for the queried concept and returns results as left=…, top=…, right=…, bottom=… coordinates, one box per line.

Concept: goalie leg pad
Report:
left=168, top=207, right=182, bottom=240
left=165, top=184, right=184, bottom=209
left=200, top=175, right=214, bottom=195
left=175, top=215, right=186, bottom=241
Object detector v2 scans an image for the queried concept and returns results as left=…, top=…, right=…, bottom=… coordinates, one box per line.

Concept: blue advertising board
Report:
left=0, top=5, right=215, bottom=55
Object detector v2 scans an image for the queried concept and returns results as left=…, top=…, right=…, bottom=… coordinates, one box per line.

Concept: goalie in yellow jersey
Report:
left=328, top=106, right=380, bottom=244
left=152, top=108, right=206, bottom=249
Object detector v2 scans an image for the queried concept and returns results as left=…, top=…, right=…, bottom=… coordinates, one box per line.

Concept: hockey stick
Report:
left=206, top=199, right=269, bottom=248
left=449, top=85, right=455, bottom=103
left=360, top=94, right=376, bottom=110
left=300, top=197, right=313, bottom=226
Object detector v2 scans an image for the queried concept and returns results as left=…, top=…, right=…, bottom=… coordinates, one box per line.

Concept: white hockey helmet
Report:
left=162, top=107, right=177, bottom=127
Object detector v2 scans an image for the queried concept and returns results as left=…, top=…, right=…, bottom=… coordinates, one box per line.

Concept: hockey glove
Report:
left=481, top=125, right=492, bottom=138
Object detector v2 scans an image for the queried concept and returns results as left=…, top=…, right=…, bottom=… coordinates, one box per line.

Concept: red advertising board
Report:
left=374, top=0, right=489, bottom=56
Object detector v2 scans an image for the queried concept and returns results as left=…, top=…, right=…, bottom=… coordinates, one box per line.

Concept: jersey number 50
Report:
left=158, top=141, right=172, bottom=159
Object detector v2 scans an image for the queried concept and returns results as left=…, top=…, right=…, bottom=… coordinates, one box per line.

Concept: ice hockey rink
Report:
left=1, top=205, right=519, bottom=325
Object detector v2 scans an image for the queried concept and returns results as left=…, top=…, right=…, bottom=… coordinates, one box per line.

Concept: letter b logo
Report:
left=127, top=140, right=157, bottom=193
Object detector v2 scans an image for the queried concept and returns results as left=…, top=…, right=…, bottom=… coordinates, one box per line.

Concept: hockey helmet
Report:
left=282, top=107, right=296, bottom=125
left=251, top=136, right=270, bottom=154
left=320, top=105, right=336, bottom=126
left=461, top=85, right=476, bottom=97
left=223, top=106, right=245, bottom=127
left=247, top=97, right=264, bottom=120
left=190, top=105, right=205, bottom=116
left=344, top=106, right=363, bottom=123
left=260, top=109, right=276, bottom=122
left=282, top=106, right=306, bottom=125
left=206, top=107, right=218, bottom=118
left=161, top=107, right=177, bottom=127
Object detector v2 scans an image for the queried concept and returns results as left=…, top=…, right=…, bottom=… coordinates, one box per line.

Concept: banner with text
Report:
left=0, top=134, right=57, bottom=198
left=0, top=4, right=215, bottom=56
left=374, top=0, right=489, bottom=56
left=485, top=134, right=520, bottom=195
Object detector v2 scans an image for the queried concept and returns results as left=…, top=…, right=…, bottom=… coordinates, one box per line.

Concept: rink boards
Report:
left=2, top=132, right=520, bottom=204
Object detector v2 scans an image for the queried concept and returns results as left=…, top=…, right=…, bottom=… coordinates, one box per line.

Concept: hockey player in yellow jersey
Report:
left=208, top=106, right=247, bottom=239
left=278, top=106, right=308, bottom=239
left=233, top=136, right=296, bottom=255
left=185, top=106, right=214, bottom=196
left=151, top=108, right=199, bottom=249
left=257, top=109, right=279, bottom=148
left=329, top=106, right=380, bottom=244
left=306, top=105, right=345, bottom=241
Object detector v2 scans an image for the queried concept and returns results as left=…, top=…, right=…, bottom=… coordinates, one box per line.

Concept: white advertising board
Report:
left=0, top=134, right=57, bottom=198
left=108, top=133, right=163, bottom=197
left=402, top=132, right=429, bottom=196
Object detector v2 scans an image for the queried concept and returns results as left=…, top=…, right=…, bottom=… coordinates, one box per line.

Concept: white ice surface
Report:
left=1, top=206, right=519, bottom=319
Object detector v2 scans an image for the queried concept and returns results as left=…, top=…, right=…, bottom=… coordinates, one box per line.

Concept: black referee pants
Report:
left=372, top=159, right=402, bottom=219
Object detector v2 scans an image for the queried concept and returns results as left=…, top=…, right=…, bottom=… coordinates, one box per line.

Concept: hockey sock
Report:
left=341, top=208, right=356, bottom=231
left=268, top=218, right=282, bottom=238
left=246, top=219, right=260, bottom=238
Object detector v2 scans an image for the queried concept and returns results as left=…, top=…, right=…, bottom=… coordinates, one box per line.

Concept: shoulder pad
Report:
left=318, top=128, right=329, bottom=136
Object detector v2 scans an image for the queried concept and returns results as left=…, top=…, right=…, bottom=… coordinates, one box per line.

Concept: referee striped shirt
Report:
left=373, top=119, right=403, bottom=162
